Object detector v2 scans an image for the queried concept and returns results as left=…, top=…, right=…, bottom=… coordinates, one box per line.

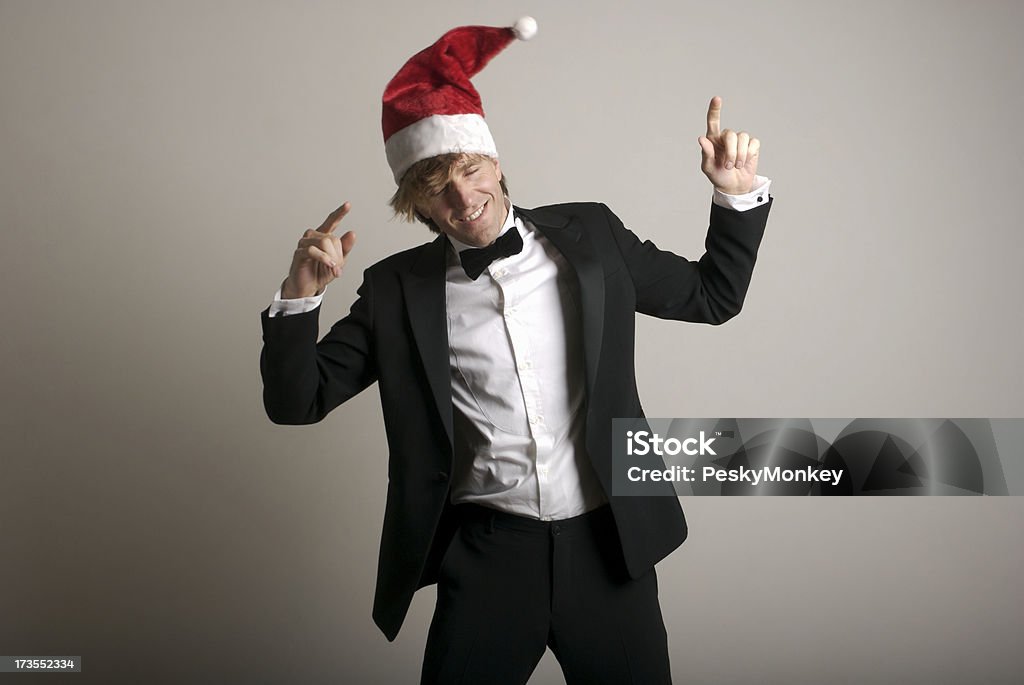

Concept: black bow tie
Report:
left=459, top=226, right=523, bottom=280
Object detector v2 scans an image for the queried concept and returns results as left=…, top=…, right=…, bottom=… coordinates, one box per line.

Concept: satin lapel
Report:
left=515, top=205, right=605, bottom=397
left=399, top=235, right=454, bottom=449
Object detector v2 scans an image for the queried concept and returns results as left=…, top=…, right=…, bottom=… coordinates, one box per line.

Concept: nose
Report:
left=446, top=177, right=475, bottom=212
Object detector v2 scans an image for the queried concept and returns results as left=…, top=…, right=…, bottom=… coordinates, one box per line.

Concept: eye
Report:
left=465, top=166, right=479, bottom=176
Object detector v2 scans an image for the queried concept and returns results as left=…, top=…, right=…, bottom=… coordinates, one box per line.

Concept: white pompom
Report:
left=512, top=16, right=537, bottom=41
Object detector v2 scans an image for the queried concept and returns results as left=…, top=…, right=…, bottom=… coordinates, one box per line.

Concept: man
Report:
left=260, top=17, right=772, bottom=685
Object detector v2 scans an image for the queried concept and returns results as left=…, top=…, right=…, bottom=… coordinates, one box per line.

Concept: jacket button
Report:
left=435, top=471, right=450, bottom=482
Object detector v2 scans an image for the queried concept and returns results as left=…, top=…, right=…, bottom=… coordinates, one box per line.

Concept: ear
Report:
left=492, top=158, right=502, bottom=182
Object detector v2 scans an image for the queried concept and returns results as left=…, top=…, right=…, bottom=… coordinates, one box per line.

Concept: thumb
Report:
left=340, top=230, right=357, bottom=258
left=697, top=136, right=715, bottom=164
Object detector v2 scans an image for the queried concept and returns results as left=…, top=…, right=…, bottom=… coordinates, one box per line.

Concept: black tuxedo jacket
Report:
left=260, top=198, right=772, bottom=640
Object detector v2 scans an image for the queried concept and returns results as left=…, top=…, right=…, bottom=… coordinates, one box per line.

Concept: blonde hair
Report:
left=389, top=153, right=509, bottom=232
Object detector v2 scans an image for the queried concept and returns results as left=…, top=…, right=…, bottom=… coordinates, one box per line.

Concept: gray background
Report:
left=2, top=0, right=1022, bottom=682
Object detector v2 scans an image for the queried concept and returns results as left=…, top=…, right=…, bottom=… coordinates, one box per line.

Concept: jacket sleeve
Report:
left=259, top=271, right=378, bottom=424
left=604, top=198, right=772, bottom=324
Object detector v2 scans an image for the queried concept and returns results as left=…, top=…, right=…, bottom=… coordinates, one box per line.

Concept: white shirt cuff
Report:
left=712, top=175, right=772, bottom=212
left=268, top=287, right=324, bottom=317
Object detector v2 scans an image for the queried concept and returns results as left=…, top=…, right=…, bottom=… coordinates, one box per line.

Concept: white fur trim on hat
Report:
left=384, top=113, right=498, bottom=183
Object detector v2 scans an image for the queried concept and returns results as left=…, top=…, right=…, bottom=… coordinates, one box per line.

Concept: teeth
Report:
left=463, top=203, right=485, bottom=221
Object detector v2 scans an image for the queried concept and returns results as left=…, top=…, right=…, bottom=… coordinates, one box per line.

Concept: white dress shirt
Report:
left=442, top=201, right=604, bottom=519
left=268, top=176, right=772, bottom=520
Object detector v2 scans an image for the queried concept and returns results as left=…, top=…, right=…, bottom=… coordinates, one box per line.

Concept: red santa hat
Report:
left=382, top=16, right=538, bottom=184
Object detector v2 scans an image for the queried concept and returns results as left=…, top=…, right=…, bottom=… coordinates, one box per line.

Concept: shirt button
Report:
left=756, top=195, right=763, bottom=202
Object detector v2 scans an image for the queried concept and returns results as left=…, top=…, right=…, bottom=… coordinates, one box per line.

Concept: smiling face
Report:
left=415, top=155, right=508, bottom=247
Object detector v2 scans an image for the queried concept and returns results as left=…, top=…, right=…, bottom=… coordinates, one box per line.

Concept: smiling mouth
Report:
left=459, top=201, right=487, bottom=223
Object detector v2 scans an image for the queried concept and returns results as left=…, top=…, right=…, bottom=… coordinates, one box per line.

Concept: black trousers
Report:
left=420, top=503, right=673, bottom=685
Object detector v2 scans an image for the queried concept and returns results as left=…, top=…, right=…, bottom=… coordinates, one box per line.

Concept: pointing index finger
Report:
left=320, top=201, right=351, bottom=234
left=706, top=96, right=722, bottom=138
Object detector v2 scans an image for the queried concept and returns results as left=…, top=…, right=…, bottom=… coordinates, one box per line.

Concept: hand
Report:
left=281, top=202, right=357, bottom=299
left=697, top=96, right=761, bottom=195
